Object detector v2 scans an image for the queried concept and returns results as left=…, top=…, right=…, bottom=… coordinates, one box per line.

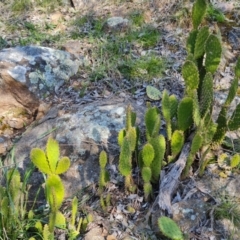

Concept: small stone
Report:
left=104, top=17, right=129, bottom=32
left=7, top=118, right=24, bottom=129
left=0, top=136, right=11, bottom=155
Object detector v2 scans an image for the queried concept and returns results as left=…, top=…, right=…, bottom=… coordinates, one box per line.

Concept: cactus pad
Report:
left=200, top=72, right=213, bottom=117
left=228, top=104, right=240, bottom=131
left=182, top=60, right=199, bottom=90
left=205, top=34, right=222, bottom=73
left=158, top=216, right=184, bottom=240
left=177, top=97, right=193, bottom=131
left=192, top=0, right=207, bottom=30
left=142, top=143, right=155, bottom=167
left=194, top=26, right=209, bottom=59
left=187, top=30, right=198, bottom=54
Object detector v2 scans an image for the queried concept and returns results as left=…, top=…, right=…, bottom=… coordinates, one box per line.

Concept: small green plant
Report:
left=0, top=165, right=39, bottom=239
left=158, top=216, right=184, bottom=240
left=98, top=150, right=111, bottom=210
left=30, top=137, right=71, bottom=238
left=206, top=4, right=226, bottom=23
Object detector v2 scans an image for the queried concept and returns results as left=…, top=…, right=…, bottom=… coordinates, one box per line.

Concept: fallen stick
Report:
left=157, top=142, right=191, bottom=215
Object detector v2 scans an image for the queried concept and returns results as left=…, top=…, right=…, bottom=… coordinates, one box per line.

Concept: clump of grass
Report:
left=11, top=0, right=63, bottom=12
left=118, top=54, right=165, bottom=81
left=128, top=10, right=145, bottom=27
left=71, top=15, right=106, bottom=38
left=11, top=0, right=31, bottom=12
left=135, top=25, right=160, bottom=48
left=214, top=194, right=240, bottom=227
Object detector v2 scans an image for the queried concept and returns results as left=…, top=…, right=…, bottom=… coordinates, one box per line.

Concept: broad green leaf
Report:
left=146, top=85, right=161, bottom=100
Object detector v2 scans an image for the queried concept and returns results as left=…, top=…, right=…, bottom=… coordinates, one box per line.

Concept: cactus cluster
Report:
left=117, top=0, right=240, bottom=190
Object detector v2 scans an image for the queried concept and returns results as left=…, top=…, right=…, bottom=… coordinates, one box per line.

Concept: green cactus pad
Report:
left=228, top=104, right=240, bottom=131
left=200, top=72, right=213, bottom=117
left=169, top=94, right=178, bottom=119
left=143, top=182, right=152, bottom=199
left=30, top=148, right=51, bottom=174
left=177, top=97, right=193, bottom=131
left=205, top=34, right=222, bottom=73
left=127, top=127, right=137, bottom=152
left=162, top=90, right=171, bottom=122
left=171, top=130, right=184, bottom=157
left=213, top=107, right=227, bottom=144
left=182, top=60, right=199, bottom=90
left=225, top=77, right=238, bottom=107
left=118, top=129, right=126, bottom=147
left=187, top=30, right=198, bottom=54
left=235, top=57, right=240, bottom=78
left=194, top=26, right=209, bottom=59
left=46, top=174, right=65, bottom=211
left=119, top=137, right=132, bottom=176
left=192, top=0, right=207, bottom=30
left=55, top=156, right=71, bottom=175
left=231, top=154, right=240, bottom=168
left=99, top=150, right=108, bottom=169
left=141, top=167, right=152, bottom=182
left=126, top=105, right=132, bottom=130
left=192, top=90, right=201, bottom=126
left=99, top=170, right=107, bottom=188
left=190, top=133, right=203, bottom=154
left=54, top=211, right=66, bottom=228
left=46, top=138, right=60, bottom=173
left=145, top=106, right=161, bottom=139
left=149, top=135, right=166, bottom=182
left=142, top=143, right=155, bottom=167
left=146, top=85, right=162, bottom=100
left=158, top=216, right=184, bottom=240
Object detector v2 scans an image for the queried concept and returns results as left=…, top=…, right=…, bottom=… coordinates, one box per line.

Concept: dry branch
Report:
left=158, top=142, right=191, bottom=214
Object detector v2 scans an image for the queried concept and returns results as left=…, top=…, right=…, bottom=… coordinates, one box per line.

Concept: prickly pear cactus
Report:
left=158, top=216, right=184, bottom=240
left=192, top=0, right=207, bottom=30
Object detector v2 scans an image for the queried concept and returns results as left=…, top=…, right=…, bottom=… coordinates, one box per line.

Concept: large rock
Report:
left=0, top=46, right=80, bottom=97
left=5, top=98, right=145, bottom=199
left=0, top=46, right=81, bottom=153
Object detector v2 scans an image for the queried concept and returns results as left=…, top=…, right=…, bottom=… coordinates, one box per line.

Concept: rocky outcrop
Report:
left=6, top=97, right=145, bottom=199
left=0, top=46, right=81, bottom=154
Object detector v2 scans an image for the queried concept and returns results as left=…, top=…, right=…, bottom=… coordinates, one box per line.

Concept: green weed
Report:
left=128, top=10, right=145, bottom=27
left=118, top=54, right=165, bottom=81
left=214, top=195, right=240, bottom=227
left=206, top=4, right=226, bottom=23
